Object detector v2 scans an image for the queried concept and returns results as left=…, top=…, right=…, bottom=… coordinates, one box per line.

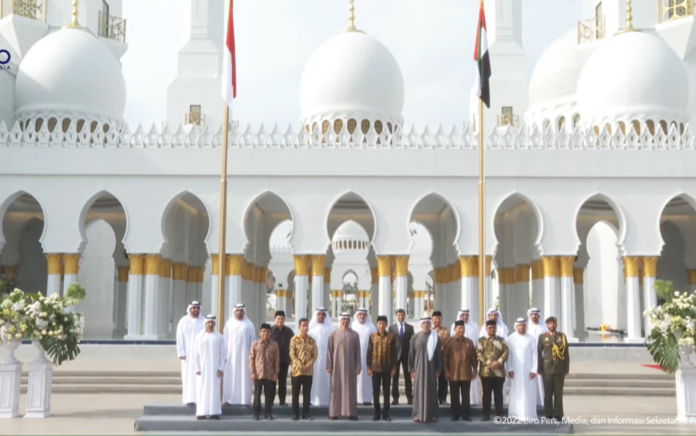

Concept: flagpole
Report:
left=217, top=104, right=230, bottom=333
left=477, top=98, right=485, bottom=328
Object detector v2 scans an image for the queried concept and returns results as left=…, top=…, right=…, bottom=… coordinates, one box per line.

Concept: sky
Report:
left=121, top=0, right=582, bottom=129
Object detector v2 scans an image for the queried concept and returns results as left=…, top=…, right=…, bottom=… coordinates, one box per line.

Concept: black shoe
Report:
left=253, top=416, right=260, bottom=421
left=451, top=416, right=460, bottom=421
left=363, top=402, right=372, bottom=406
left=462, top=417, right=472, bottom=422
left=266, top=414, right=274, bottom=421
left=349, top=416, right=359, bottom=421
left=373, top=414, right=380, bottom=421
left=391, top=400, right=398, bottom=405
left=211, top=415, right=220, bottom=420
left=329, top=416, right=338, bottom=420
left=292, top=415, right=299, bottom=421
left=187, top=403, right=196, bottom=407
left=302, top=415, right=313, bottom=421
left=383, top=414, right=392, bottom=422
left=196, top=416, right=204, bottom=420
left=279, top=402, right=288, bottom=407
left=482, top=416, right=491, bottom=422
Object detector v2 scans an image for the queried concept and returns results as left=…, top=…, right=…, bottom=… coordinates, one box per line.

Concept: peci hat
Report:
left=376, top=315, right=388, bottom=323
left=432, top=311, right=443, bottom=317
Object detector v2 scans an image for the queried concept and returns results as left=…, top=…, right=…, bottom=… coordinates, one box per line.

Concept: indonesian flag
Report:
left=221, top=0, right=236, bottom=107
left=474, top=1, right=491, bottom=108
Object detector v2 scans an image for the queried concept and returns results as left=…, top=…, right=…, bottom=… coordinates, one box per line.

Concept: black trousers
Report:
left=291, top=375, right=312, bottom=417
left=253, top=379, right=276, bottom=417
left=481, top=377, right=505, bottom=418
left=438, top=372, right=448, bottom=402
left=450, top=380, right=471, bottom=419
left=277, top=363, right=289, bottom=404
left=371, top=371, right=391, bottom=416
left=543, top=374, right=565, bottom=418
left=391, top=357, right=412, bottom=402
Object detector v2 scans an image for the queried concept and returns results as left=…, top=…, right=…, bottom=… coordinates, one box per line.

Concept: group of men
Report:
left=176, top=300, right=570, bottom=423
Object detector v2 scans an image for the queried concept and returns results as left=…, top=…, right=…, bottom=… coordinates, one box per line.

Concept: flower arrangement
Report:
left=645, top=280, right=696, bottom=373
left=0, top=283, right=86, bottom=365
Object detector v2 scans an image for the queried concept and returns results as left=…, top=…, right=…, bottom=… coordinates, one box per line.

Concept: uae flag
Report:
left=474, top=1, right=491, bottom=108
left=221, top=0, right=237, bottom=107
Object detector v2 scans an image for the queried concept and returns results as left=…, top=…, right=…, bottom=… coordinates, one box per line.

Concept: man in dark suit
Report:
left=388, top=308, right=414, bottom=405
left=537, top=316, right=570, bottom=420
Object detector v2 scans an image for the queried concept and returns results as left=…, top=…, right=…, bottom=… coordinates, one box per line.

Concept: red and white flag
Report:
left=474, top=1, right=491, bottom=108
left=221, top=0, right=236, bottom=108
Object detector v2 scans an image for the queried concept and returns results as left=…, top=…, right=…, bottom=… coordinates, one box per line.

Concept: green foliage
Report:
left=646, top=327, right=678, bottom=373
left=654, top=280, right=674, bottom=303
left=65, top=283, right=86, bottom=301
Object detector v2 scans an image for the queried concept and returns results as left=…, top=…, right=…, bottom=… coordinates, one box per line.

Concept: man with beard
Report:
left=537, top=316, right=570, bottom=420
left=388, top=308, right=414, bottom=405
left=353, top=308, right=377, bottom=405
left=327, top=312, right=362, bottom=420
left=308, top=307, right=333, bottom=406
left=431, top=310, right=450, bottom=406
left=222, top=304, right=256, bottom=405
left=506, top=318, right=538, bottom=421
left=409, top=316, right=442, bottom=423
left=270, top=310, right=294, bottom=406
left=176, top=300, right=205, bottom=406
left=449, top=309, right=481, bottom=406
left=527, top=307, right=547, bottom=407
left=193, top=315, right=226, bottom=420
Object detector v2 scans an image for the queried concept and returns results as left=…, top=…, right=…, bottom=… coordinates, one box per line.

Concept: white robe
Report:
left=451, top=320, right=481, bottom=406
left=353, top=320, right=377, bottom=403
left=193, top=330, right=226, bottom=416
left=222, top=316, right=256, bottom=405
left=308, top=321, right=334, bottom=406
left=527, top=320, right=548, bottom=407
left=176, top=314, right=205, bottom=404
left=505, top=332, right=539, bottom=420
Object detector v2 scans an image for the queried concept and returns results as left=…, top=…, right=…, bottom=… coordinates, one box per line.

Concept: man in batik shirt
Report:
left=289, top=317, right=318, bottom=420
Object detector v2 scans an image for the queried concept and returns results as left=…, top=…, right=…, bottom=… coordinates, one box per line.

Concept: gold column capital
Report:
left=46, top=254, right=62, bottom=275
left=258, top=267, right=268, bottom=284
left=688, top=269, right=696, bottom=286
left=459, top=256, right=477, bottom=277
left=159, top=258, right=172, bottom=278
left=531, top=260, right=543, bottom=280
left=226, top=255, right=244, bottom=276
left=144, top=254, right=161, bottom=276
left=117, top=266, right=129, bottom=283
left=173, top=263, right=187, bottom=281
left=541, top=256, right=560, bottom=277
left=642, top=256, right=658, bottom=278
left=573, top=268, right=584, bottom=285
left=128, top=254, right=145, bottom=275
left=559, top=256, right=574, bottom=277
left=63, top=254, right=80, bottom=275
left=186, top=266, right=198, bottom=283
left=394, top=255, right=409, bottom=277
left=515, top=264, right=530, bottom=282
left=451, top=262, right=461, bottom=281
left=497, top=268, right=510, bottom=285
left=293, top=255, right=310, bottom=276
left=623, top=256, right=640, bottom=278
left=324, top=267, right=332, bottom=283
left=485, top=256, right=492, bottom=276
left=197, top=267, right=206, bottom=283
left=311, top=255, right=326, bottom=276
left=243, top=263, right=255, bottom=281
left=211, top=255, right=221, bottom=276
left=370, top=267, right=378, bottom=284
left=376, top=256, right=392, bottom=277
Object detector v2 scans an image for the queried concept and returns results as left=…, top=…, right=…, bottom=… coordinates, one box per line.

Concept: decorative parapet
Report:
left=658, top=0, right=694, bottom=23
left=0, top=119, right=694, bottom=150
left=577, top=16, right=604, bottom=44
left=0, top=0, right=46, bottom=21
left=98, top=11, right=126, bottom=43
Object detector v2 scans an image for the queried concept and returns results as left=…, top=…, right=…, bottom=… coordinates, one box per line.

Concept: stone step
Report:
left=563, top=386, right=675, bottom=396
left=564, top=379, right=674, bottom=388
left=134, top=415, right=574, bottom=434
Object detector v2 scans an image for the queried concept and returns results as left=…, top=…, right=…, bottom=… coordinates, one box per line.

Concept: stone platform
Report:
left=135, top=404, right=574, bottom=433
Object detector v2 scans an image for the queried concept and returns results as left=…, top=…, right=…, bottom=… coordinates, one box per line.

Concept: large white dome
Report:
left=15, top=28, right=126, bottom=126
left=529, top=28, right=584, bottom=108
left=299, top=31, right=405, bottom=126
left=576, top=31, right=689, bottom=128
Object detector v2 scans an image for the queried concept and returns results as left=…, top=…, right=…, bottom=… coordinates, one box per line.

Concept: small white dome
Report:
left=299, top=31, right=405, bottom=125
left=529, top=28, right=584, bottom=107
left=576, top=31, right=689, bottom=127
left=15, top=28, right=126, bottom=125
left=333, top=220, right=369, bottom=242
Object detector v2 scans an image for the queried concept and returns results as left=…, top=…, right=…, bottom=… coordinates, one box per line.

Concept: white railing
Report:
left=0, top=119, right=693, bottom=150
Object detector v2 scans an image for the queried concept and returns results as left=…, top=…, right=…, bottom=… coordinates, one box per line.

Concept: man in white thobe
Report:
left=449, top=309, right=481, bottom=406
left=527, top=307, right=547, bottom=407
left=194, top=315, right=226, bottom=420
left=176, top=300, right=205, bottom=405
left=222, top=303, right=256, bottom=405
left=308, top=307, right=334, bottom=406
left=479, top=308, right=509, bottom=338
left=506, top=318, right=538, bottom=421
left=353, top=308, right=377, bottom=405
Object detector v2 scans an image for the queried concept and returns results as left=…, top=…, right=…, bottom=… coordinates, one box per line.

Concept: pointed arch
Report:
left=79, top=190, right=128, bottom=244
left=0, top=190, right=47, bottom=246
left=325, top=191, right=377, bottom=243
left=490, top=191, right=544, bottom=251
left=160, top=191, right=212, bottom=245
left=658, top=193, right=696, bottom=218
left=573, top=192, right=626, bottom=247
left=243, top=191, right=294, bottom=246
left=409, top=192, right=461, bottom=256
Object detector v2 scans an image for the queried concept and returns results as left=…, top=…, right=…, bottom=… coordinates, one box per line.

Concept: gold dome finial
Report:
left=625, top=0, right=633, bottom=31
left=348, top=0, right=356, bottom=31
left=63, top=0, right=82, bottom=29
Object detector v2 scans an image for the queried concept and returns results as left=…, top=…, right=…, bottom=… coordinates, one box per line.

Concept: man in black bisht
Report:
left=271, top=310, right=294, bottom=406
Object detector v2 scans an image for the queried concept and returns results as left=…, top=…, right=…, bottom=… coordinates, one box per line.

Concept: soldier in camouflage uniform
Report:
left=536, top=316, right=570, bottom=420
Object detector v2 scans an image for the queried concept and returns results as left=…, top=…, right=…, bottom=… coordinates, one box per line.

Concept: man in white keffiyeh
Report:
left=222, top=304, right=256, bottom=405
left=353, top=308, right=377, bottom=404
left=408, top=317, right=442, bottom=423
left=176, top=300, right=205, bottom=406
left=527, top=307, right=547, bottom=407
left=308, top=307, right=334, bottom=406
left=479, top=308, right=509, bottom=338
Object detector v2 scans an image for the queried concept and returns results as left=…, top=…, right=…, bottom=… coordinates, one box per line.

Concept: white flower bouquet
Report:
left=645, top=280, right=696, bottom=373
left=0, top=283, right=86, bottom=365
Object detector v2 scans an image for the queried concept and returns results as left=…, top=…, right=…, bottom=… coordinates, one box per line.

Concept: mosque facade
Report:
left=1, top=0, right=696, bottom=344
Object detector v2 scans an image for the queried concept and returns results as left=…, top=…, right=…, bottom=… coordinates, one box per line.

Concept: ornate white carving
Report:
left=24, top=339, right=52, bottom=418
left=0, top=340, right=21, bottom=419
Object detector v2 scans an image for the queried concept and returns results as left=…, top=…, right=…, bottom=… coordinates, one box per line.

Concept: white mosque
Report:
left=2, top=0, right=696, bottom=345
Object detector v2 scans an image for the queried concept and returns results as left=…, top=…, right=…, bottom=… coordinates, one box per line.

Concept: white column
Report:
left=624, top=257, right=643, bottom=342
left=45, top=254, right=62, bottom=297
left=369, top=268, right=378, bottom=320
left=0, top=342, right=21, bottom=418
left=334, top=291, right=342, bottom=318
left=241, top=263, right=257, bottom=326
left=376, top=256, right=393, bottom=321
left=114, top=266, right=129, bottom=338
left=393, top=256, right=409, bottom=318
left=531, top=260, right=544, bottom=309
left=483, top=256, right=493, bottom=316
left=323, top=268, right=331, bottom=313
left=542, top=257, right=561, bottom=320
left=497, top=268, right=511, bottom=326
left=185, top=267, right=197, bottom=308
left=142, top=255, right=161, bottom=340
left=225, top=255, right=244, bottom=320
left=293, top=255, right=310, bottom=322
left=311, top=255, right=325, bottom=313
left=516, top=264, right=530, bottom=317
left=573, top=267, right=586, bottom=339
left=642, top=257, right=658, bottom=335
left=559, top=257, right=577, bottom=341
left=124, top=255, right=145, bottom=339
left=172, top=263, right=188, bottom=321
left=459, top=257, right=477, bottom=314
left=24, top=342, right=52, bottom=418
left=159, top=259, right=173, bottom=337
left=62, top=254, right=79, bottom=296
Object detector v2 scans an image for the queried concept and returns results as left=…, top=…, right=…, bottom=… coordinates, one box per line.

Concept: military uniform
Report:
left=537, top=330, right=569, bottom=419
